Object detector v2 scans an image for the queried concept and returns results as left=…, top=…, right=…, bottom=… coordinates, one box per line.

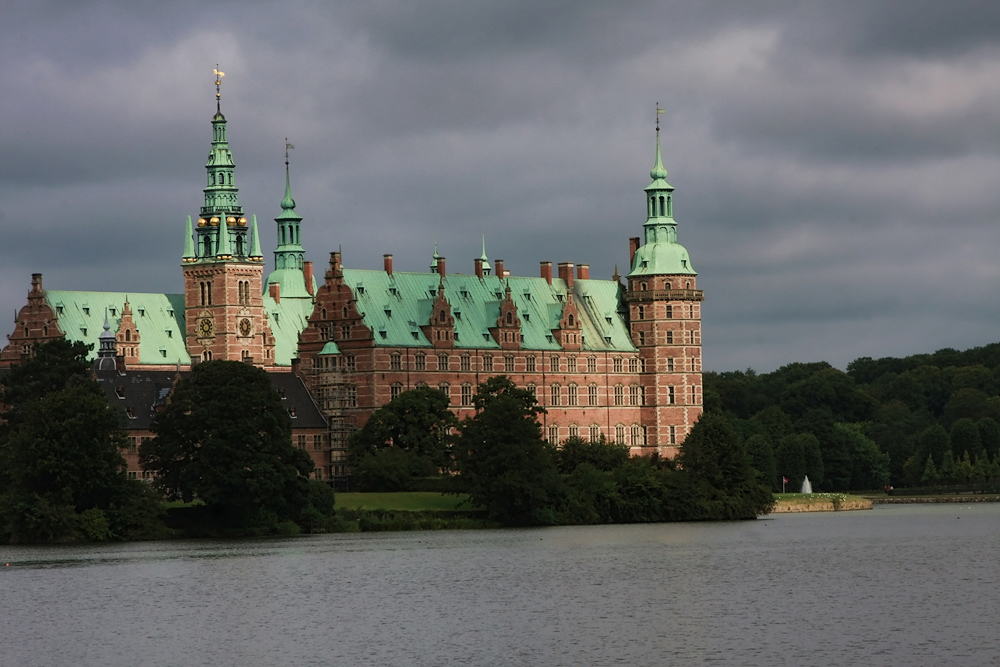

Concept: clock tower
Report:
left=181, top=69, right=276, bottom=365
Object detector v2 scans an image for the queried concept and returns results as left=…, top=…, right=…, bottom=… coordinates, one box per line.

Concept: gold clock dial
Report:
left=199, top=318, right=214, bottom=337
left=239, top=318, right=252, bottom=337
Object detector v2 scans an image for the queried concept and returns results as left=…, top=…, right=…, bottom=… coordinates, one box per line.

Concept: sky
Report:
left=3, top=0, right=1000, bottom=373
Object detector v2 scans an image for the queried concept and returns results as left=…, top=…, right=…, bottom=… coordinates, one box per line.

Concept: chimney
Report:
left=31, top=273, right=43, bottom=293
left=475, top=258, right=484, bottom=279
left=437, top=257, right=446, bottom=277
left=303, top=261, right=314, bottom=295
left=577, top=264, right=589, bottom=280
left=269, top=282, right=281, bottom=303
left=540, top=261, right=552, bottom=285
left=383, top=254, right=393, bottom=276
left=494, top=259, right=504, bottom=278
left=629, top=237, right=641, bottom=265
left=558, top=262, right=574, bottom=290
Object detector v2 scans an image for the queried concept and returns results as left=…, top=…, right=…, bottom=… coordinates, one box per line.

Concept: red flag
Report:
left=782, top=477, right=789, bottom=484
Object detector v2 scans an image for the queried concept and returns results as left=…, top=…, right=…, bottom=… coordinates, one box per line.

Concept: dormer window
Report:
left=556, top=294, right=564, bottom=302
left=138, top=309, right=145, bottom=317
left=357, top=286, right=365, bottom=295
left=460, top=290, right=469, bottom=298
left=385, top=309, right=392, bottom=318
left=429, top=289, right=436, bottom=297
left=56, top=306, right=64, bottom=314
left=523, top=313, right=529, bottom=321
left=389, top=287, right=397, bottom=296
left=83, top=308, right=90, bottom=316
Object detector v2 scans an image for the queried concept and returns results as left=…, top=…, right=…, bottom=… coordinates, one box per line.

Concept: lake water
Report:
left=2, top=503, right=999, bottom=666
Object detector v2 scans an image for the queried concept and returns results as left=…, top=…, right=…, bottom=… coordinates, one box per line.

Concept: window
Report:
left=613, top=357, right=623, bottom=373
left=390, top=353, right=401, bottom=370
left=438, top=353, right=448, bottom=371
left=666, top=331, right=674, bottom=345
left=569, top=424, right=579, bottom=439
left=667, top=358, right=675, bottom=372
left=587, top=356, right=597, bottom=373
left=666, top=305, right=673, bottom=319
left=414, top=353, right=426, bottom=371
left=461, top=383, right=473, bottom=406
left=615, top=425, right=625, bottom=445
left=461, top=354, right=471, bottom=371
left=526, top=355, right=536, bottom=372
left=342, top=324, right=350, bottom=340
left=669, top=425, right=676, bottom=445
left=347, top=385, right=358, bottom=407
left=549, top=355, right=559, bottom=373
left=390, top=383, right=402, bottom=400
left=297, top=435, right=307, bottom=449
left=631, top=425, right=644, bottom=446
left=590, top=425, right=601, bottom=441
left=483, top=355, right=494, bottom=371
left=588, top=384, right=599, bottom=406
left=550, top=383, right=561, bottom=406
left=527, top=383, right=537, bottom=400
left=614, top=384, right=624, bottom=406
left=693, top=330, right=701, bottom=345
left=567, top=355, right=577, bottom=372
left=627, top=358, right=637, bottom=373
left=567, top=383, right=578, bottom=406
left=128, top=437, right=138, bottom=454
left=346, top=355, right=356, bottom=371
left=504, top=355, right=515, bottom=372
left=668, top=386, right=675, bottom=405
left=548, top=425, right=559, bottom=443
left=690, top=386, right=696, bottom=405
left=438, top=382, right=450, bottom=397
left=630, top=385, right=641, bottom=406
left=313, top=434, right=324, bottom=451
left=637, top=306, right=644, bottom=320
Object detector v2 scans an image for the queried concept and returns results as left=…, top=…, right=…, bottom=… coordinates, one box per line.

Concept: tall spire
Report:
left=650, top=103, right=668, bottom=181
left=281, top=138, right=296, bottom=210
left=480, top=235, right=491, bottom=275
left=273, top=140, right=304, bottom=273
left=249, top=214, right=263, bottom=261
left=182, top=215, right=196, bottom=262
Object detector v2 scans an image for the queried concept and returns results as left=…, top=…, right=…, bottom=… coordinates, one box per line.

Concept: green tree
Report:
left=775, top=434, right=806, bottom=491
left=939, top=449, right=956, bottom=485
left=834, top=423, right=890, bottom=490
left=955, top=451, right=975, bottom=484
left=950, top=418, right=983, bottom=459
left=141, top=361, right=319, bottom=529
left=677, top=412, right=773, bottom=519
left=801, top=433, right=825, bottom=488
left=744, top=433, right=777, bottom=491
left=455, top=376, right=562, bottom=526
left=0, top=340, right=159, bottom=542
left=977, top=417, right=1000, bottom=460
left=556, top=435, right=629, bottom=474
left=920, top=455, right=939, bottom=485
left=915, top=425, right=950, bottom=468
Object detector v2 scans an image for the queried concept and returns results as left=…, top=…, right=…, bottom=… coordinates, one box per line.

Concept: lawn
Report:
left=335, top=492, right=471, bottom=512
left=773, top=492, right=867, bottom=505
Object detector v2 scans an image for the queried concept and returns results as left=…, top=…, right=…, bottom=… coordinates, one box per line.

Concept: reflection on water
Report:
left=2, top=504, right=999, bottom=666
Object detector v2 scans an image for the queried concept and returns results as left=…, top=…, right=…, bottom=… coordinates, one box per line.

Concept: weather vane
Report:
left=656, top=102, right=665, bottom=133
left=285, top=137, right=295, bottom=166
left=214, top=65, right=225, bottom=110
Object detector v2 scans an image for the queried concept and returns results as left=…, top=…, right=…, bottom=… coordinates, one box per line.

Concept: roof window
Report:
left=159, top=349, right=167, bottom=358
left=81, top=328, right=87, bottom=336
left=411, top=332, right=419, bottom=340
left=166, top=330, right=172, bottom=338
left=384, top=309, right=392, bottom=318
left=523, top=313, right=530, bottom=321
left=460, top=290, right=469, bottom=298
left=429, top=289, right=436, bottom=297
left=138, top=309, right=145, bottom=317
left=380, top=330, right=387, bottom=339
left=357, top=286, right=365, bottom=295
left=389, top=287, right=397, bottom=296
left=83, top=308, right=90, bottom=316
left=56, top=306, right=64, bottom=314
left=483, top=333, right=490, bottom=340
left=454, top=312, right=461, bottom=320
left=556, top=294, right=564, bottom=302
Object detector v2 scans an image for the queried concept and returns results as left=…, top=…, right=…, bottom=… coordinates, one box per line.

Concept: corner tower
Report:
left=182, top=68, right=276, bottom=365
left=265, top=142, right=316, bottom=300
left=626, top=110, right=703, bottom=456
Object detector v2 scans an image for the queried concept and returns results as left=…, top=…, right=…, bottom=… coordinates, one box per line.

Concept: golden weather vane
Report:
left=214, top=65, right=225, bottom=101
left=285, top=138, right=295, bottom=165
left=656, top=102, right=666, bottom=132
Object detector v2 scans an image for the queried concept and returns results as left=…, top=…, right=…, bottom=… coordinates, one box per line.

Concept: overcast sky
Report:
left=3, top=0, right=1000, bottom=372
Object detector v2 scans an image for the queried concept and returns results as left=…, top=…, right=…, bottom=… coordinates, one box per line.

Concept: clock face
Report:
left=239, top=318, right=252, bottom=337
left=199, top=318, right=214, bottom=337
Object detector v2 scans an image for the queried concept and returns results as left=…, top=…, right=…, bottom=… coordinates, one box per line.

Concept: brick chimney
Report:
left=629, top=237, right=641, bottom=265
left=31, top=273, right=43, bottom=293
left=269, top=282, right=280, bottom=303
left=303, top=261, right=314, bottom=295
left=494, top=259, right=504, bottom=278
left=475, top=258, right=484, bottom=279
left=383, top=254, right=393, bottom=276
left=437, top=257, right=446, bottom=277
left=540, top=261, right=552, bottom=285
left=558, top=262, right=575, bottom=289
left=577, top=264, right=590, bottom=280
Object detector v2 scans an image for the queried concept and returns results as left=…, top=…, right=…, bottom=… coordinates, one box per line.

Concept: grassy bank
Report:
left=772, top=493, right=873, bottom=512
left=335, top=492, right=470, bottom=512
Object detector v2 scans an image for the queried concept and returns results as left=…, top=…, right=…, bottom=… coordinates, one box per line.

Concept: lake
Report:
left=2, top=503, right=998, bottom=666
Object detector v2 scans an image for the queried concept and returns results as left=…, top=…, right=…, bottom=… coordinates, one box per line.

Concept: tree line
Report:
left=705, top=341, right=1000, bottom=492
left=349, top=377, right=773, bottom=526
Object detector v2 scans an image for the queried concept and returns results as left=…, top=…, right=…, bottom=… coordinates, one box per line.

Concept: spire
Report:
left=216, top=222, right=232, bottom=259
left=249, top=214, right=263, bottom=261
left=650, top=103, right=668, bottom=181
left=430, top=241, right=440, bottom=272
left=214, top=65, right=225, bottom=118
left=281, top=139, right=296, bottom=211
left=480, top=235, right=491, bottom=276
left=182, top=215, right=196, bottom=262
left=98, top=309, right=116, bottom=358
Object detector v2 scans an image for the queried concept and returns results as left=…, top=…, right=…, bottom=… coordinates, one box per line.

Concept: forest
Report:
left=704, top=341, right=1000, bottom=492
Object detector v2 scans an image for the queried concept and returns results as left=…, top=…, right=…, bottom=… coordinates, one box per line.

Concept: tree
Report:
left=0, top=340, right=159, bottom=542
left=744, top=433, right=777, bottom=491
left=775, top=434, right=806, bottom=492
left=678, top=412, right=773, bottom=519
left=920, top=455, right=939, bottom=485
left=348, top=386, right=458, bottom=470
left=977, top=417, right=1000, bottom=460
left=141, top=361, right=319, bottom=529
left=454, top=376, right=562, bottom=526
left=950, top=418, right=983, bottom=459
left=556, top=434, right=629, bottom=474
left=835, top=423, right=890, bottom=490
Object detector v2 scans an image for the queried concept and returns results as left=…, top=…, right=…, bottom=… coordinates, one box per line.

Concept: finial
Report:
left=214, top=65, right=225, bottom=113
left=281, top=139, right=296, bottom=210
left=480, top=234, right=488, bottom=261
left=650, top=104, right=668, bottom=181
left=103, top=308, right=111, bottom=332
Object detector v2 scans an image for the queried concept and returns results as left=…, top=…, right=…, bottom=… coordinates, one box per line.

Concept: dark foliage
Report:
left=141, top=361, right=326, bottom=530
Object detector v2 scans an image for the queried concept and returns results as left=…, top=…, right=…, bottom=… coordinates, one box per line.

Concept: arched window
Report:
left=343, top=307, right=348, bottom=319
left=321, top=308, right=327, bottom=320
left=236, top=235, right=244, bottom=256
left=550, top=383, right=561, bottom=406
left=203, top=236, right=212, bottom=257
left=568, top=383, right=578, bottom=406
left=390, top=353, right=401, bottom=370
left=439, top=309, right=446, bottom=323
left=614, top=384, right=624, bottom=406
left=506, top=312, right=513, bottom=325
left=589, top=425, right=600, bottom=442
left=125, top=330, right=131, bottom=342
left=548, top=425, right=559, bottom=444
left=615, top=424, right=625, bottom=445
left=588, top=383, right=599, bottom=406
left=568, top=314, right=574, bottom=326
left=659, top=195, right=665, bottom=216
left=569, top=424, right=579, bottom=438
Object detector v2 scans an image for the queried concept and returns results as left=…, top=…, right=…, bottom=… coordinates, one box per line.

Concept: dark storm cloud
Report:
left=3, top=0, right=1000, bottom=372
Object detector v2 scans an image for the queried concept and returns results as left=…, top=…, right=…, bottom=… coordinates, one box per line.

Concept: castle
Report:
left=1, top=78, right=703, bottom=484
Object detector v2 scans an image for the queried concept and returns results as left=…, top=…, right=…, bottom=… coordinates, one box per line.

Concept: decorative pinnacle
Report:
left=214, top=65, right=225, bottom=113
left=480, top=234, right=488, bottom=261
left=281, top=139, right=296, bottom=210
left=651, top=103, right=668, bottom=181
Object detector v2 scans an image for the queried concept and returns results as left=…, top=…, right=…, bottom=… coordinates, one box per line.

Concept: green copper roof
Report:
left=262, top=293, right=316, bottom=365
left=340, top=269, right=635, bottom=352
left=249, top=214, right=263, bottom=259
left=182, top=215, right=195, bottom=260
left=45, top=291, right=190, bottom=365
left=629, top=241, right=696, bottom=276
left=266, top=268, right=316, bottom=299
